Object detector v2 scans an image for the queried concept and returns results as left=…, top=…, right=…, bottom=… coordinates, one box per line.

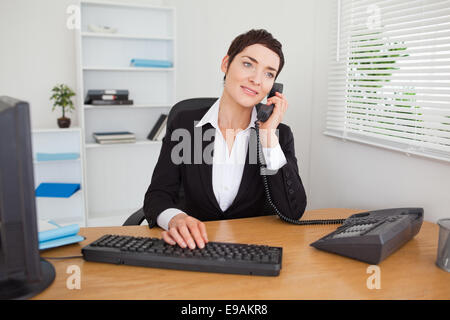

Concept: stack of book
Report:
left=38, top=220, right=85, bottom=250
left=147, top=114, right=168, bottom=141
left=93, top=131, right=136, bottom=144
left=84, top=89, right=133, bottom=106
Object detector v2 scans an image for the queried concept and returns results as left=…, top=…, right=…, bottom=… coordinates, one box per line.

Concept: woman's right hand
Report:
left=162, top=213, right=208, bottom=249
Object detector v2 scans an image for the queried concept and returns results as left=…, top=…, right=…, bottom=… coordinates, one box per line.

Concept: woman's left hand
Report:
left=256, top=92, right=289, bottom=148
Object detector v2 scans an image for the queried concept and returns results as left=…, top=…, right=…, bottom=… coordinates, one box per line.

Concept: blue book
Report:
left=38, top=220, right=84, bottom=250
left=35, top=183, right=80, bottom=198
left=36, top=152, right=80, bottom=162
left=39, top=223, right=80, bottom=242
left=39, top=235, right=85, bottom=250
left=130, top=59, right=173, bottom=68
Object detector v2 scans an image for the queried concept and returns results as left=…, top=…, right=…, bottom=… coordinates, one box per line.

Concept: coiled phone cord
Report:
left=254, top=121, right=345, bottom=226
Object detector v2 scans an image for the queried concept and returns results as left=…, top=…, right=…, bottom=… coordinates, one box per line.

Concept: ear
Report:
left=221, top=55, right=229, bottom=73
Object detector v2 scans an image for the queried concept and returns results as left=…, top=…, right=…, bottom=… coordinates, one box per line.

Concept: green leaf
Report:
left=49, top=84, right=76, bottom=112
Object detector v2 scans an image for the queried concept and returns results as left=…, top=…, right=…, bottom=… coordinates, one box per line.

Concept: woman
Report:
left=144, top=29, right=307, bottom=249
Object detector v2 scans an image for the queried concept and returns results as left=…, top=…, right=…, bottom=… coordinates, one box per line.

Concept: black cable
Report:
left=41, top=255, right=83, bottom=260
left=254, top=121, right=345, bottom=226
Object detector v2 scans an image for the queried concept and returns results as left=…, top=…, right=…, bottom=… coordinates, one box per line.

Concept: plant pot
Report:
left=57, top=117, right=71, bottom=128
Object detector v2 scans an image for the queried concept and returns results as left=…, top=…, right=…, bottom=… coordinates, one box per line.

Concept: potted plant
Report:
left=50, top=84, right=75, bottom=128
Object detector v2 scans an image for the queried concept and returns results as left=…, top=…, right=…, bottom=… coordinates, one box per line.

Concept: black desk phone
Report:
left=254, top=83, right=424, bottom=264
left=310, top=207, right=423, bottom=264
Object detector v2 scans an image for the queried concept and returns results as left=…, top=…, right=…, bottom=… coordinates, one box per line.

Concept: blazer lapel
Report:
left=197, top=123, right=222, bottom=213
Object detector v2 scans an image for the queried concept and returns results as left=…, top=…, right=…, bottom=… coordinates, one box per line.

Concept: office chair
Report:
left=122, top=97, right=219, bottom=226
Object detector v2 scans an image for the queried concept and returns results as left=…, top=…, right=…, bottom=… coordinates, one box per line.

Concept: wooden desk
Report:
left=34, top=209, right=450, bottom=300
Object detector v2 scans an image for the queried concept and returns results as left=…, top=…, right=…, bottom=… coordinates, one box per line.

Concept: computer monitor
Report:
left=0, top=96, right=55, bottom=299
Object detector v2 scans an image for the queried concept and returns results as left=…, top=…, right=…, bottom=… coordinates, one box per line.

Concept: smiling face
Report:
left=221, top=44, right=280, bottom=108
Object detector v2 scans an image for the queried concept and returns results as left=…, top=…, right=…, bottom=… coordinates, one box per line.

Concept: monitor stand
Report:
left=0, top=258, right=55, bottom=300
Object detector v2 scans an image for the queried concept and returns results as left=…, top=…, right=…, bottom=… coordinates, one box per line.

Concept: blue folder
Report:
left=39, top=224, right=80, bottom=242
left=130, top=59, right=173, bottom=68
left=35, top=183, right=80, bottom=198
left=38, top=222, right=84, bottom=250
left=39, top=235, right=85, bottom=250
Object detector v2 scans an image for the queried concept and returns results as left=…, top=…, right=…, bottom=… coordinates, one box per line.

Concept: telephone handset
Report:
left=255, top=83, right=284, bottom=122
left=254, top=83, right=345, bottom=226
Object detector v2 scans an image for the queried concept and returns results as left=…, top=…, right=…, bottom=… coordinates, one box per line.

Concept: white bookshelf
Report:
left=32, top=128, right=87, bottom=227
left=76, top=0, right=175, bottom=226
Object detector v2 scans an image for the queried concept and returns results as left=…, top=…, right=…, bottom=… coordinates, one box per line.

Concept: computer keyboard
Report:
left=82, top=235, right=282, bottom=276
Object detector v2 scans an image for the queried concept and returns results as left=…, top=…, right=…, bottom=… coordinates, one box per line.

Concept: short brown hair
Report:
left=224, top=29, right=284, bottom=81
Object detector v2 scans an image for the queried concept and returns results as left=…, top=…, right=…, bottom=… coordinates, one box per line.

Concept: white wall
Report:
left=309, top=0, right=450, bottom=223
left=0, top=0, right=79, bottom=129
left=0, top=0, right=166, bottom=129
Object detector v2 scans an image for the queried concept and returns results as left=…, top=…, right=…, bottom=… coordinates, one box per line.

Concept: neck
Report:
left=218, top=90, right=253, bottom=130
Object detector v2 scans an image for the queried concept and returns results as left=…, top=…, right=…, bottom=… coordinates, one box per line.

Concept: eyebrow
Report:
left=242, top=55, right=278, bottom=73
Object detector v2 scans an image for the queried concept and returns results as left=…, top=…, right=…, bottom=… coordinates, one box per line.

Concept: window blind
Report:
left=325, top=0, right=450, bottom=162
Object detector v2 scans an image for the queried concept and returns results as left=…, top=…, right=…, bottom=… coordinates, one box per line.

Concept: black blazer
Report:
left=143, top=104, right=307, bottom=228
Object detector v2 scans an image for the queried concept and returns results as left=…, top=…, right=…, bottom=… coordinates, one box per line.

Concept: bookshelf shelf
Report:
left=85, top=140, right=162, bottom=149
left=31, top=129, right=87, bottom=226
left=81, top=31, right=173, bottom=41
left=83, top=66, right=174, bottom=72
left=34, top=158, right=81, bottom=165
left=81, top=0, right=174, bottom=11
left=32, top=127, right=82, bottom=133
left=83, top=104, right=172, bottom=110
left=36, top=189, right=82, bottom=200
left=76, top=1, right=175, bottom=227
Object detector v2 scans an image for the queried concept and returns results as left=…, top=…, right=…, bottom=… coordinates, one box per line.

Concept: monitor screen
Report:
left=0, top=96, right=55, bottom=299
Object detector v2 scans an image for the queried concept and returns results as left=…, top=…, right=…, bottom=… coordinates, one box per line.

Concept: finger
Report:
left=275, top=92, right=287, bottom=101
left=267, top=96, right=282, bottom=106
left=187, top=222, right=205, bottom=249
left=280, top=103, right=286, bottom=122
left=179, top=225, right=196, bottom=249
left=198, top=222, right=209, bottom=243
left=162, top=231, right=176, bottom=245
left=169, top=227, right=187, bottom=248
left=272, top=101, right=283, bottom=116
left=274, top=92, right=284, bottom=102
left=282, top=101, right=288, bottom=113
left=275, top=98, right=287, bottom=113
left=275, top=93, right=288, bottom=109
